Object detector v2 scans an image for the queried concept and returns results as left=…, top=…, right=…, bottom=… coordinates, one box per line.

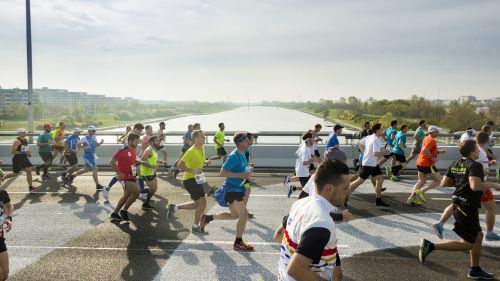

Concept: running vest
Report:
left=140, top=148, right=158, bottom=176
left=14, top=137, right=29, bottom=159
left=279, top=194, right=338, bottom=281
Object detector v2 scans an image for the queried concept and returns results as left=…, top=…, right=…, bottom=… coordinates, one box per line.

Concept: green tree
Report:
left=440, top=101, right=485, bottom=132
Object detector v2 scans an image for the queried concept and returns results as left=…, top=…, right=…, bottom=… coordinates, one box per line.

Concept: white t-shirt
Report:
left=477, top=146, right=489, bottom=171
left=303, top=175, right=315, bottom=195
left=312, top=131, right=319, bottom=151
left=295, top=145, right=312, bottom=177
left=459, top=132, right=472, bottom=143
left=361, top=134, right=381, bottom=167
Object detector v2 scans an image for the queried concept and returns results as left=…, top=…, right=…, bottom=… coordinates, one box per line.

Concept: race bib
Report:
left=131, top=165, right=137, bottom=176
left=21, top=145, right=29, bottom=153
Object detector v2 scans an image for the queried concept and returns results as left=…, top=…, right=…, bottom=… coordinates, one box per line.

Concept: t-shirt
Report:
left=64, top=134, right=81, bottom=152
left=416, top=136, right=437, bottom=167
left=0, top=190, right=11, bottom=239
left=38, top=131, right=53, bottom=153
left=385, top=128, right=396, bottom=147
left=180, top=146, right=205, bottom=180
left=326, top=133, right=339, bottom=150
left=303, top=175, right=315, bottom=195
left=222, top=149, right=248, bottom=187
left=295, top=145, right=312, bottom=177
left=54, top=129, right=65, bottom=147
left=214, top=130, right=225, bottom=149
left=182, top=131, right=193, bottom=150
left=477, top=146, right=490, bottom=171
left=446, top=158, right=484, bottom=208
left=392, top=131, right=407, bottom=155
left=113, top=146, right=138, bottom=181
left=459, top=132, right=472, bottom=143
left=359, top=129, right=369, bottom=140
left=312, top=131, right=320, bottom=151
left=413, top=127, right=426, bottom=148
left=362, top=134, right=381, bottom=167
left=80, top=135, right=97, bottom=155
left=488, top=135, right=494, bottom=149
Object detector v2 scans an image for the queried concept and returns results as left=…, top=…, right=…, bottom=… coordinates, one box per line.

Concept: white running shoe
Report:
left=103, top=186, right=110, bottom=201
left=139, top=192, right=148, bottom=201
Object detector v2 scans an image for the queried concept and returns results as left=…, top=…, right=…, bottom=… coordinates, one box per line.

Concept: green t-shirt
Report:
left=214, top=130, right=225, bottom=149
left=180, top=146, right=206, bottom=180
left=414, top=127, right=426, bottom=147
left=38, top=132, right=53, bottom=153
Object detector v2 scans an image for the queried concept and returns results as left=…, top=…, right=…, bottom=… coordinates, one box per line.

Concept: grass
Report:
left=0, top=115, right=128, bottom=132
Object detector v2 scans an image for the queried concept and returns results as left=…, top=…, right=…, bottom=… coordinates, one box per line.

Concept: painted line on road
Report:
left=7, top=191, right=73, bottom=194
left=431, top=197, right=500, bottom=202
left=157, top=239, right=349, bottom=248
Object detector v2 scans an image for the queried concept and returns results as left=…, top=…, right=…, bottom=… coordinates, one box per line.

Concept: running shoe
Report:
left=283, top=175, right=290, bottom=189
left=390, top=175, right=400, bottom=182
left=468, top=268, right=495, bottom=280
left=142, top=202, right=154, bottom=210
left=0, top=168, right=5, bottom=178
left=418, top=238, right=433, bottom=264
left=485, top=232, right=500, bottom=241
left=110, top=212, right=122, bottom=221
left=375, top=198, right=390, bottom=207
left=103, top=186, right=110, bottom=201
left=119, top=210, right=130, bottom=221
left=35, top=166, right=41, bottom=175
left=287, top=184, right=294, bottom=198
left=432, top=223, right=444, bottom=239
left=415, top=189, right=426, bottom=203
left=29, top=185, right=40, bottom=193
left=166, top=204, right=176, bottom=218
left=385, top=166, right=391, bottom=178
left=233, top=240, right=255, bottom=251
left=381, top=187, right=387, bottom=192
left=248, top=213, right=255, bottom=219
left=200, top=214, right=208, bottom=233
left=406, top=196, right=422, bottom=206
left=192, top=225, right=204, bottom=234
left=96, top=184, right=104, bottom=191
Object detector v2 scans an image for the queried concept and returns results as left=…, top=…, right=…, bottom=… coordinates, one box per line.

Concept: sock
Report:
left=173, top=205, right=179, bottom=211
left=108, top=176, right=118, bottom=187
left=376, top=197, right=382, bottom=202
left=429, top=242, right=435, bottom=251
left=471, top=266, right=480, bottom=271
left=292, top=186, right=297, bottom=191
left=193, top=224, right=200, bottom=228
left=235, top=237, right=243, bottom=244
left=146, top=193, right=153, bottom=202
left=139, top=178, right=145, bottom=192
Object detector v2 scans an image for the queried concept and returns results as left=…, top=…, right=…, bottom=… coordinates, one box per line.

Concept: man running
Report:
left=1, top=128, right=39, bottom=192
left=459, top=127, right=475, bottom=143
left=419, top=140, right=500, bottom=279
left=348, top=123, right=390, bottom=207
left=312, top=124, right=323, bottom=158
left=68, top=126, right=105, bottom=191
left=278, top=159, right=350, bottom=281
left=0, top=189, right=14, bottom=281
left=406, top=126, right=446, bottom=205
left=379, top=120, right=397, bottom=176
left=117, top=125, right=132, bottom=144
left=109, top=133, right=143, bottom=222
left=139, top=136, right=163, bottom=210
left=52, top=121, right=66, bottom=166
left=36, top=124, right=54, bottom=181
left=172, top=124, right=194, bottom=179
left=210, top=122, right=229, bottom=163
left=200, top=132, right=254, bottom=251
left=156, top=121, right=168, bottom=169
left=388, top=124, right=409, bottom=182
left=326, top=125, right=343, bottom=150
left=61, top=128, right=82, bottom=185
left=406, top=120, right=426, bottom=164
left=166, top=130, right=211, bottom=233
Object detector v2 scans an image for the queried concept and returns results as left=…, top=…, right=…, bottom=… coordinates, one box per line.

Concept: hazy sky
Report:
left=1, top=0, right=499, bottom=102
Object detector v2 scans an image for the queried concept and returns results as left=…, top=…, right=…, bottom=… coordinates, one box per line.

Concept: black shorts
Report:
left=53, top=146, right=64, bottom=152
left=308, top=164, right=316, bottom=172
left=314, top=150, right=321, bottom=158
left=452, top=205, right=481, bottom=243
left=299, top=176, right=310, bottom=187
left=217, top=147, right=227, bottom=156
left=298, top=190, right=309, bottom=199
left=486, top=149, right=494, bottom=161
left=65, top=153, right=78, bottom=166
left=12, top=156, right=32, bottom=173
left=142, top=174, right=156, bottom=182
left=392, top=153, right=406, bottom=163
left=181, top=146, right=189, bottom=153
left=183, top=178, right=205, bottom=201
left=358, top=165, right=382, bottom=180
left=39, top=152, right=53, bottom=163
left=417, top=165, right=438, bottom=174
left=225, top=191, right=244, bottom=204
left=336, top=252, right=341, bottom=266
left=0, top=238, right=6, bottom=253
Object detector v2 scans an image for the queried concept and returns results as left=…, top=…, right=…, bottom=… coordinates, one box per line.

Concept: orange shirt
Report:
left=54, top=129, right=65, bottom=147
left=416, top=136, right=437, bottom=167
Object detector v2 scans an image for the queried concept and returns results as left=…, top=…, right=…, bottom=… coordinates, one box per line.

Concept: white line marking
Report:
left=8, top=191, right=72, bottom=194
left=157, top=239, right=349, bottom=248
left=183, top=193, right=296, bottom=198
left=431, top=197, right=500, bottom=203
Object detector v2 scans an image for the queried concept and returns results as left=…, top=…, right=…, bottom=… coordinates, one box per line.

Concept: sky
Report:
left=1, top=0, right=499, bottom=102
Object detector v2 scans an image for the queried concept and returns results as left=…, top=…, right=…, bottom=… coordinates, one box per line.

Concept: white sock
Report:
left=174, top=205, right=179, bottom=211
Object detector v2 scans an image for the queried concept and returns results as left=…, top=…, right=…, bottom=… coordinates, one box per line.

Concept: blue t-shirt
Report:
left=65, top=134, right=80, bottom=151
left=326, top=133, right=339, bottom=149
left=182, top=131, right=192, bottom=150
left=222, top=149, right=248, bottom=189
left=385, top=128, right=396, bottom=146
left=392, top=131, right=407, bottom=155
left=81, top=135, right=97, bottom=155
left=38, top=132, right=53, bottom=153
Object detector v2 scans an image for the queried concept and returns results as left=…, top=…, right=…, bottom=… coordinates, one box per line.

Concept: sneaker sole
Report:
left=467, top=274, right=494, bottom=280
left=418, top=239, right=425, bottom=263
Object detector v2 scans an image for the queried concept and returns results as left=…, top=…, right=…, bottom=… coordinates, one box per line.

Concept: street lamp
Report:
left=26, top=0, right=34, bottom=141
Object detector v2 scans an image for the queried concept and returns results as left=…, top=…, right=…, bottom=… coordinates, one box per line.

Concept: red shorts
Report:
left=480, top=188, right=494, bottom=202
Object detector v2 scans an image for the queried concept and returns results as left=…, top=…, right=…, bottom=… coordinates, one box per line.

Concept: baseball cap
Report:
left=43, top=124, right=52, bottom=129
left=74, top=128, right=82, bottom=132
left=88, top=125, right=97, bottom=131
left=334, top=124, right=344, bottom=131
left=16, top=128, right=26, bottom=133
left=427, top=126, right=441, bottom=133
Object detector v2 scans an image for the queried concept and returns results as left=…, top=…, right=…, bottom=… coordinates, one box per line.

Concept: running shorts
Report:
left=308, top=164, right=316, bottom=172
left=417, top=165, right=438, bottom=174
left=12, top=156, right=32, bottom=173
left=225, top=191, right=244, bottom=204
left=181, top=146, right=189, bottom=153
left=480, top=188, right=494, bottom=202
left=217, top=147, right=227, bottom=157
left=299, top=176, right=310, bottom=187
left=183, top=178, right=205, bottom=201
left=358, top=165, right=382, bottom=180
left=0, top=238, right=6, bottom=253
left=383, top=144, right=393, bottom=158
left=39, top=152, right=53, bottom=163
left=65, top=153, right=78, bottom=166
left=314, top=149, right=321, bottom=158
left=83, top=154, right=96, bottom=168
left=393, top=153, right=407, bottom=163
left=298, top=190, right=309, bottom=199
left=142, top=174, right=157, bottom=182
left=452, top=204, right=481, bottom=243
left=53, top=146, right=64, bottom=152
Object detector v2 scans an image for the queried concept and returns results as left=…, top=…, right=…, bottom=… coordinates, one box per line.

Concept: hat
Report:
left=334, top=124, right=344, bottom=131
left=43, top=124, right=52, bottom=129
left=427, top=126, right=441, bottom=133
left=16, top=128, right=26, bottom=133
left=88, top=125, right=97, bottom=131
left=466, top=127, right=475, bottom=132
left=74, top=128, right=82, bottom=132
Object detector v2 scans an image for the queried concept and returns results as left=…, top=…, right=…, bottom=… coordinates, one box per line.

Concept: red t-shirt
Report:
left=113, top=146, right=137, bottom=181
left=416, top=136, right=437, bottom=167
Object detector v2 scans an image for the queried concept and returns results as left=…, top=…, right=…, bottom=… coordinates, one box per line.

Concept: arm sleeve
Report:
left=296, top=227, right=331, bottom=262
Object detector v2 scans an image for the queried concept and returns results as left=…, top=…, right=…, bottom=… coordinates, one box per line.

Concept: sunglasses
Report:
left=235, top=135, right=248, bottom=145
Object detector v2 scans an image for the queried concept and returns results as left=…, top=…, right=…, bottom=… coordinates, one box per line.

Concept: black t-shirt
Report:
left=0, top=190, right=11, bottom=239
left=296, top=227, right=331, bottom=263
left=359, top=129, right=369, bottom=140
left=446, top=158, right=484, bottom=208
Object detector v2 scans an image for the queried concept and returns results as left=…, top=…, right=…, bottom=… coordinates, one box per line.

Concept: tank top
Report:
left=140, top=148, right=158, bottom=176
left=15, top=137, right=29, bottom=158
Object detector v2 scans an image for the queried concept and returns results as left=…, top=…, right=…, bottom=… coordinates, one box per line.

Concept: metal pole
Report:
left=26, top=0, right=34, bottom=142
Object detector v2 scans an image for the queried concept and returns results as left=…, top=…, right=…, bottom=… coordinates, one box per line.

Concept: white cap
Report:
left=88, top=125, right=97, bottom=131
left=427, top=126, right=441, bottom=133
left=16, top=128, right=26, bottom=133
left=74, top=128, right=82, bottom=132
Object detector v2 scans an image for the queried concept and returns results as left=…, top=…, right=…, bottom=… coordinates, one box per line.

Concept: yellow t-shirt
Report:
left=54, top=129, right=65, bottom=147
left=214, top=130, right=225, bottom=149
left=180, top=146, right=205, bottom=180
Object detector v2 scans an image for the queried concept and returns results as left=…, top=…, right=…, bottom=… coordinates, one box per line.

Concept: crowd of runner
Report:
left=0, top=119, right=499, bottom=280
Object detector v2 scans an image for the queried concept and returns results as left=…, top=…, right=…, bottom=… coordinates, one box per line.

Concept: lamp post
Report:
left=26, top=0, right=34, bottom=142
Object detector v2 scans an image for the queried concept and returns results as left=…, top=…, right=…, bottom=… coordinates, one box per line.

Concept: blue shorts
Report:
left=83, top=153, right=96, bottom=168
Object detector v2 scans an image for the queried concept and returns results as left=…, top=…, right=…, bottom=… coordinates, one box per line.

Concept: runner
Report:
left=1, top=128, right=39, bottom=192
left=139, top=136, right=164, bottom=210
left=117, top=125, right=132, bottom=144
left=312, top=124, right=323, bottom=158
left=406, top=126, right=446, bottom=205
left=68, top=126, right=105, bottom=191
left=348, top=123, right=390, bottom=207
left=483, top=121, right=499, bottom=181
left=200, top=132, right=254, bottom=251
left=36, top=124, right=54, bottom=181
left=459, top=127, right=475, bottom=143
left=156, top=121, right=168, bottom=170
left=52, top=121, right=66, bottom=166
left=277, top=159, right=350, bottom=281
left=406, top=120, right=426, bottom=164
left=166, top=130, right=211, bottom=233
left=142, top=125, right=154, bottom=150
left=109, top=133, right=143, bottom=222
left=172, top=124, right=194, bottom=179
left=388, top=124, right=409, bottom=182
left=432, top=132, right=499, bottom=241
left=243, top=132, right=255, bottom=218
left=61, top=128, right=82, bottom=185
left=378, top=120, right=397, bottom=176
left=0, top=189, right=14, bottom=281
left=326, top=124, right=343, bottom=150
left=0, top=161, right=4, bottom=186
left=209, top=122, right=230, bottom=163
left=350, top=129, right=384, bottom=192
left=419, top=140, right=500, bottom=279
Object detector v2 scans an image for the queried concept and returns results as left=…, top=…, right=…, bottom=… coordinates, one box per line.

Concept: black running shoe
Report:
left=35, top=166, right=41, bottom=175
left=119, top=210, right=130, bottom=221
left=142, top=202, right=154, bottom=210
left=375, top=199, right=390, bottom=207
left=96, top=184, right=104, bottom=191
left=110, top=213, right=122, bottom=221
